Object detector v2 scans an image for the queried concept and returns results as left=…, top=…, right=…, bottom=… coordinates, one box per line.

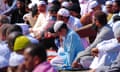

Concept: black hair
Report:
left=0, top=15, right=10, bottom=24
left=26, top=43, right=47, bottom=63
left=48, top=5, right=60, bottom=13
left=115, top=0, right=120, bottom=7
left=57, top=23, right=68, bottom=32
left=68, top=3, right=81, bottom=14
left=113, top=15, right=120, bottom=22
left=0, top=24, right=12, bottom=37
left=31, top=4, right=38, bottom=17
left=7, top=32, right=23, bottom=50
left=94, top=11, right=107, bottom=26
left=6, top=25, right=23, bottom=35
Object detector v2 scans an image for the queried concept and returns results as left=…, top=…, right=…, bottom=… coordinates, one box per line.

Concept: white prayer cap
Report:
left=105, top=1, right=113, bottom=5
left=113, top=21, right=120, bottom=38
left=54, top=21, right=65, bottom=32
left=31, top=0, right=39, bottom=4
left=28, top=3, right=35, bottom=9
left=37, top=1, right=46, bottom=6
left=57, top=8, right=70, bottom=17
left=61, top=1, right=70, bottom=8
left=48, top=0, right=55, bottom=3
left=0, top=56, right=8, bottom=68
left=9, top=52, right=24, bottom=67
left=90, top=1, right=98, bottom=9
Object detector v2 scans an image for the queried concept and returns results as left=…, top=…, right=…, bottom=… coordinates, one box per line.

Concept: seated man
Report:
left=90, top=21, right=120, bottom=72
left=72, top=11, right=114, bottom=69
left=50, top=21, right=84, bottom=69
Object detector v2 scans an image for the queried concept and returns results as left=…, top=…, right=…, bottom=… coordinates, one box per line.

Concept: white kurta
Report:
left=90, top=38, right=120, bottom=69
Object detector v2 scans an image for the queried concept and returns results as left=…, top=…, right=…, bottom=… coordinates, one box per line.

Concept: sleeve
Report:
left=98, top=41, right=120, bottom=53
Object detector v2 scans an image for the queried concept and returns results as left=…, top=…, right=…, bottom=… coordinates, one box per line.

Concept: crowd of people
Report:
left=0, top=0, right=120, bottom=72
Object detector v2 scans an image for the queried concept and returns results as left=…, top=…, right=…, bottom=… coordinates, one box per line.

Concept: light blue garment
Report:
left=0, top=41, right=11, bottom=59
left=62, top=30, right=84, bottom=67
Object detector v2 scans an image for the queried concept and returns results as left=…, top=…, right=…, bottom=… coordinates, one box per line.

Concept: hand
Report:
left=29, top=28, right=33, bottom=33
left=91, top=48, right=99, bottom=57
left=72, top=61, right=82, bottom=68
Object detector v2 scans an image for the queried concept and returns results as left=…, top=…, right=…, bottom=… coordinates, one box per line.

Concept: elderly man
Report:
left=57, top=8, right=89, bottom=48
left=50, top=21, right=84, bottom=69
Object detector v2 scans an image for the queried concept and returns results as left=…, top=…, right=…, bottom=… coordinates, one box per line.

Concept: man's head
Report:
left=90, top=1, right=101, bottom=11
left=48, top=5, right=60, bottom=17
left=68, top=3, right=81, bottom=18
left=0, top=24, right=12, bottom=41
left=57, top=8, right=70, bottom=23
left=54, top=21, right=68, bottom=37
left=112, top=0, right=120, bottom=13
left=37, top=1, right=46, bottom=13
left=0, top=15, right=10, bottom=26
left=16, top=0, right=24, bottom=9
left=93, top=11, right=107, bottom=28
left=24, top=43, right=47, bottom=71
left=105, top=1, right=113, bottom=13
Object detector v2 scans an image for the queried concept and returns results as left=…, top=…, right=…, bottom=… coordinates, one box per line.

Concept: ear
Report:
left=33, top=56, right=41, bottom=66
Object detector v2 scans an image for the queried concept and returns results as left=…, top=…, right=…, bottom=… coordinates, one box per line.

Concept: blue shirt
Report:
left=62, top=30, right=84, bottom=67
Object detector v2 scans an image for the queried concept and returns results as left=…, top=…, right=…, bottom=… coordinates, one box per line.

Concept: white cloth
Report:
left=89, top=1, right=98, bottom=9
left=9, top=52, right=24, bottom=67
left=67, top=16, right=82, bottom=30
left=90, top=39, right=120, bottom=69
left=57, top=8, right=70, bottom=17
left=0, top=41, right=11, bottom=59
left=61, top=1, right=70, bottom=8
left=54, top=21, right=64, bottom=32
left=0, top=56, right=8, bottom=68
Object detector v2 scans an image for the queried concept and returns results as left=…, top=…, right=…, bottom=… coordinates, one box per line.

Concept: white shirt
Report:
left=90, top=39, right=120, bottom=69
left=67, top=16, right=82, bottom=30
left=0, top=41, right=11, bottom=59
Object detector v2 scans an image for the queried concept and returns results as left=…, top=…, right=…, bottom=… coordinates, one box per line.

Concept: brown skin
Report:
left=57, top=28, right=67, bottom=37
left=91, top=48, right=99, bottom=57
left=106, top=5, right=113, bottom=13
left=37, top=4, right=46, bottom=13
left=57, top=14, right=69, bottom=24
left=16, top=1, right=24, bottom=9
left=24, top=48, right=41, bottom=72
left=112, top=2, right=120, bottom=13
